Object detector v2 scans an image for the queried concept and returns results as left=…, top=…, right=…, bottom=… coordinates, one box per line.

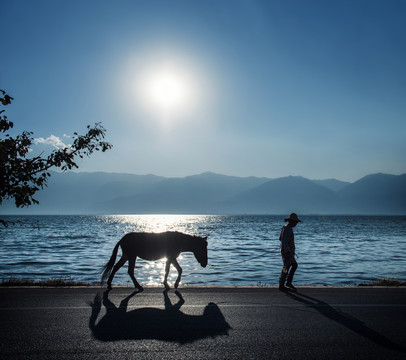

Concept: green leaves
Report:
left=1, top=89, right=14, bottom=133
left=0, top=90, right=112, bottom=209
left=0, top=89, right=13, bottom=106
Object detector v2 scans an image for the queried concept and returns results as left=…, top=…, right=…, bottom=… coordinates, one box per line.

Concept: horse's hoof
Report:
left=137, top=286, right=144, bottom=292
left=107, top=284, right=112, bottom=290
left=163, top=282, right=170, bottom=290
left=174, top=282, right=180, bottom=289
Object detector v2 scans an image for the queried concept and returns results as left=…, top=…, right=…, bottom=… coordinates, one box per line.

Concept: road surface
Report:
left=0, top=286, right=405, bottom=359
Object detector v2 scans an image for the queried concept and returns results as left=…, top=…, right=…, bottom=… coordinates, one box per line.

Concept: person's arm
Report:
left=282, top=226, right=292, bottom=253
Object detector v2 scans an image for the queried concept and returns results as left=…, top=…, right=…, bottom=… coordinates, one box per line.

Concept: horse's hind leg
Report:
left=128, top=258, right=144, bottom=292
left=107, top=255, right=127, bottom=289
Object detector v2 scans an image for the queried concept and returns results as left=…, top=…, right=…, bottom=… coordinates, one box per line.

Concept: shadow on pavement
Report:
left=285, top=290, right=405, bottom=353
left=88, top=289, right=231, bottom=343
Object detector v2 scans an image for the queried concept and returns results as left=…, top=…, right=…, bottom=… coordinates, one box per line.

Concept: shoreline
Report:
left=2, top=276, right=406, bottom=288
left=2, top=276, right=406, bottom=289
left=1, top=284, right=406, bottom=289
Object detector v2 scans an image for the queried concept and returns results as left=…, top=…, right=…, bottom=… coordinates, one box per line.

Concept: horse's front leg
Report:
left=163, top=260, right=171, bottom=290
left=172, top=258, right=183, bottom=289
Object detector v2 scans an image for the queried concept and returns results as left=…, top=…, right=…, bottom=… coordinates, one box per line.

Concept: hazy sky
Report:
left=2, top=0, right=405, bottom=182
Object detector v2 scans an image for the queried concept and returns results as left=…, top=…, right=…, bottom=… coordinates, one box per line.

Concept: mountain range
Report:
left=1, top=171, right=405, bottom=215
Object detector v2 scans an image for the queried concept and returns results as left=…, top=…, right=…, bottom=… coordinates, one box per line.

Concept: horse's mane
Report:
left=131, top=231, right=205, bottom=240
left=167, top=231, right=206, bottom=242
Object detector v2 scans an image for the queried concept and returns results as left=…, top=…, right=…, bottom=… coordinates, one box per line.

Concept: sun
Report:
left=121, top=51, right=211, bottom=124
left=136, top=63, right=198, bottom=120
left=145, top=69, right=188, bottom=112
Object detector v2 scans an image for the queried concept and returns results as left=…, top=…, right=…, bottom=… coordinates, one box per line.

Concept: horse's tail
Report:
left=100, top=240, right=121, bottom=284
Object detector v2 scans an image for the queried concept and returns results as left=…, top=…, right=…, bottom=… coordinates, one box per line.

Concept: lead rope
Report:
left=208, top=247, right=280, bottom=268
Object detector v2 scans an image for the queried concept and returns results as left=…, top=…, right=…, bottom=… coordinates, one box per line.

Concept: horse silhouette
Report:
left=101, top=231, right=208, bottom=290
left=88, top=290, right=231, bottom=343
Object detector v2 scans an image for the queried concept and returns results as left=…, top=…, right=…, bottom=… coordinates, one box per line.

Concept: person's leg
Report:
left=286, top=259, right=298, bottom=287
left=279, top=258, right=291, bottom=289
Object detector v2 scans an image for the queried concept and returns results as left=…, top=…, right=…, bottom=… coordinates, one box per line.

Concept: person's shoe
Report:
left=286, top=283, right=296, bottom=291
left=279, top=284, right=288, bottom=291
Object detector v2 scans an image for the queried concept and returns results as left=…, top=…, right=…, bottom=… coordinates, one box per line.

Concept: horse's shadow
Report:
left=89, top=290, right=231, bottom=344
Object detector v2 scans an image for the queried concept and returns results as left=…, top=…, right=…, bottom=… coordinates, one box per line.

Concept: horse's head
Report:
left=193, top=236, right=208, bottom=268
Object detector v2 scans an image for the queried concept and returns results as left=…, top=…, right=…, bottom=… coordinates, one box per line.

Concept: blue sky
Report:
left=1, top=0, right=405, bottom=182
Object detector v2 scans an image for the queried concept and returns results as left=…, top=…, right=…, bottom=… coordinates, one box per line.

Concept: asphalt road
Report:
left=0, top=286, right=405, bottom=359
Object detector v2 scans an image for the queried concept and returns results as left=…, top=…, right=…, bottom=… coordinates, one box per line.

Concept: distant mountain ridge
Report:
left=215, top=176, right=347, bottom=215
left=1, top=171, right=405, bottom=215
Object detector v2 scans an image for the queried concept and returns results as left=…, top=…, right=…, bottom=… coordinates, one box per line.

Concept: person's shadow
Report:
left=88, top=289, right=231, bottom=343
left=285, top=290, right=405, bottom=353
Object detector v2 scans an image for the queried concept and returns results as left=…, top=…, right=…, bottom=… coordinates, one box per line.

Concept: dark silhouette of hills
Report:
left=215, top=176, right=346, bottom=214
left=312, top=179, right=350, bottom=192
left=338, top=173, right=406, bottom=214
left=1, top=171, right=405, bottom=215
left=0, top=171, right=165, bottom=214
left=98, top=172, right=270, bottom=214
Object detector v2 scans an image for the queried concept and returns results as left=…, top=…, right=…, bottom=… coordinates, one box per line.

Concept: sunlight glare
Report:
left=134, top=60, right=201, bottom=122
left=105, top=214, right=206, bottom=233
left=145, top=69, right=189, bottom=112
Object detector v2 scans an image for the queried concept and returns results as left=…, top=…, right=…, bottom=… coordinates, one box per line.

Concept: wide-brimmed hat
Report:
left=284, top=213, right=301, bottom=223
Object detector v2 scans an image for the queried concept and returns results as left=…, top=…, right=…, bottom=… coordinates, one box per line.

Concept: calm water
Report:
left=0, top=215, right=405, bottom=286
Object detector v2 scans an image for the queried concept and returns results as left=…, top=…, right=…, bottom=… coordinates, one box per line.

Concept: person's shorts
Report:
left=281, top=252, right=296, bottom=267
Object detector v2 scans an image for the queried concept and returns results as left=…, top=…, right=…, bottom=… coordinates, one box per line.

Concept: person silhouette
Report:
left=279, top=213, right=301, bottom=291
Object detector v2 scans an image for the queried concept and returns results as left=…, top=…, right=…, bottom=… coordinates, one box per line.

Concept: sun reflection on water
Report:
left=102, top=214, right=209, bottom=234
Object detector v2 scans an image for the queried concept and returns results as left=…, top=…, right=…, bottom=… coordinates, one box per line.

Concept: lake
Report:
left=1, top=215, right=405, bottom=286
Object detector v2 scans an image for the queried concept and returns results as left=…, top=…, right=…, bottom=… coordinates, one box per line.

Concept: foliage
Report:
left=358, top=277, right=406, bottom=287
left=0, top=89, right=112, bottom=215
left=0, top=276, right=91, bottom=287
